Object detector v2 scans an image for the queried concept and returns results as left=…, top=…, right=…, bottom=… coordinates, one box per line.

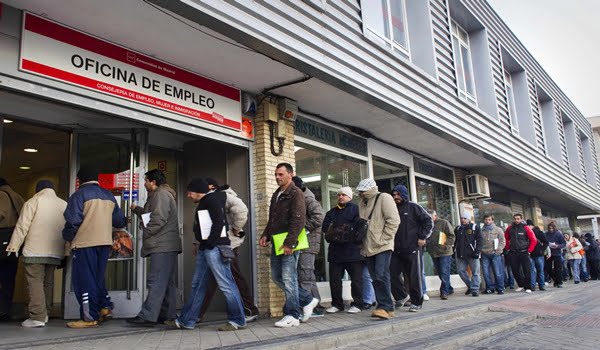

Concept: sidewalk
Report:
left=1, top=281, right=598, bottom=350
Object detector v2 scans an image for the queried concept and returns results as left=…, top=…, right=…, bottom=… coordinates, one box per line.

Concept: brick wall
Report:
left=252, top=99, right=296, bottom=317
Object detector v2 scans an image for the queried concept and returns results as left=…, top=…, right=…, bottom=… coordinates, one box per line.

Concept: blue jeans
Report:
left=366, top=251, right=393, bottom=311
left=580, top=255, right=589, bottom=280
left=270, top=251, right=313, bottom=319
left=177, top=248, right=245, bottom=328
left=432, top=255, right=453, bottom=295
left=529, top=255, right=545, bottom=289
left=481, top=253, right=504, bottom=292
left=456, top=257, right=481, bottom=292
left=569, top=259, right=582, bottom=283
left=362, top=263, right=376, bottom=305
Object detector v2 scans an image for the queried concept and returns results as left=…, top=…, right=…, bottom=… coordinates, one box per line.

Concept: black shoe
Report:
left=483, top=289, right=493, bottom=294
left=497, top=290, right=504, bottom=295
left=583, top=279, right=589, bottom=282
left=575, top=281, right=580, bottom=284
left=539, top=287, right=546, bottom=291
left=471, top=292, right=479, bottom=297
left=464, top=289, right=471, bottom=295
left=126, top=317, right=156, bottom=327
left=556, top=284, right=563, bottom=288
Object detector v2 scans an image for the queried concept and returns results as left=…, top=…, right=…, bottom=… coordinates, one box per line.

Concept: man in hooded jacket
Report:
left=389, top=184, right=432, bottom=312
left=454, top=212, right=482, bottom=296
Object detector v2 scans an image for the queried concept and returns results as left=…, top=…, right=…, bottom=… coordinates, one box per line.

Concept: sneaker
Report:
left=440, top=294, right=448, bottom=300
left=464, top=289, right=472, bottom=295
left=311, top=309, right=325, bottom=318
left=347, top=306, right=361, bottom=314
left=218, top=321, right=245, bottom=331
left=483, top=289, right=493, bottom=295
left=556, top=284, right=563, bottom=288
left=539, top=287, right=546, bottom=291
left=126, top=316, right=156, bottom=327
left=274, top=315, right=300, bottom=328
left=515, top=287, right=524, bottom=292
left=371, top=308, right=390, bottom=319
left=301, top=298, right=319, bottom=322
left=363, top=303, right=375, bottom=310
left=525, top=289, right=532, bottom=293
left=66, top=320, right=98, bottom=329
left=326, top=306, right=340, bottom=313
left=471, top=291, right=479, bottom=297
left=21, top=318, right=45, bottom=328
left=409, top=305, right=422, bottom=312
left=574, top=281, right=580, bottom=284
left=164, top=319, right=194, bottom=330
left=422, top=294, right=430, bottom=301
left=99, top=307, right=112, bottom=323
left=497, top=290, right=505, bottom=295
left=395, top=295, right=410, bottom=308
left=245, top=314, right=259, bottom=323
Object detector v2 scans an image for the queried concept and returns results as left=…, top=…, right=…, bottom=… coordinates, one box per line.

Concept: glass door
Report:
left=64, top=129, right=148, bottom=319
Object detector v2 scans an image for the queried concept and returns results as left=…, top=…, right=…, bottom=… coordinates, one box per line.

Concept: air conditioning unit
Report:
left=465, top=174, right=490, bottom=198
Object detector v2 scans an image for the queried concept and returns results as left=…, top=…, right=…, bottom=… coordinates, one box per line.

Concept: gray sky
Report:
left=487, top=0, right=600, bottom=118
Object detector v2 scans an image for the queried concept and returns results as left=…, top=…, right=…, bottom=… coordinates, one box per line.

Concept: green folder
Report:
left=272, top=228, right=309, bottom=256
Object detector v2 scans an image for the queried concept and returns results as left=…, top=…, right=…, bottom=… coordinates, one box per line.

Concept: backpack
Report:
left=352, top=193, right=381, bottom=243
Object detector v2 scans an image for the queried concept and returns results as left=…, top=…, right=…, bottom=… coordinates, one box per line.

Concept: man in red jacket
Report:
left=504, top=214, right=537, bottom=293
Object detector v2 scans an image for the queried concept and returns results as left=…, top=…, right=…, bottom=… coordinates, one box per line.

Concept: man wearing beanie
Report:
left=454, top=211, right=482, bottom=296
left=62, top=168, right=127, bottom=328
left=169, top=178, right=246, bottom=331
left=6, top=180, right=66, bottom=327
left=356, top=178, right=400, bottom=319
left=322, top=186, right=363, bottom=314
left=504, top=214, right=537, bottom=293
left=526, top=219, right=548, bottom=291
left=259, top=163, right=318, bottom=328
left=390, top=184, right=433, bottom=312
left=292, top=176, right=324, bottom=316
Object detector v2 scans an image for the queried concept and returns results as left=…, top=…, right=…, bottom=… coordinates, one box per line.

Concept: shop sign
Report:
left=414, top=158, right=454, bottom=183
left=19, top=13, right=241, bottom=131
left=294, top=117, right=367, bottom=156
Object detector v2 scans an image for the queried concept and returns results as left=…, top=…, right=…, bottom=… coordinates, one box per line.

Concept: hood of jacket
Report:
left=392, top=184, right=409, bottom=201
left=160, top=184, right=176, bottom=200
left=361, top=186, right=379, bottom=200
left=223, top=186, right=238, bottom=198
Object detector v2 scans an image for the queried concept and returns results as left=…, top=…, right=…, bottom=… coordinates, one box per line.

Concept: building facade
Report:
left=0, top=0, right=598, bottom=319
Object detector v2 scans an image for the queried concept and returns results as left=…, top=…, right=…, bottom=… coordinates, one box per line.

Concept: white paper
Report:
left=141, top=213, right=151, bottom=228
left=493, top=238, right=499, bottom=250
left=197, top=210, right=227, bottom=240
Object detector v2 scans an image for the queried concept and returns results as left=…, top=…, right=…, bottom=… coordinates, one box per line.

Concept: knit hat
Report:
left=206, top=177, right=220, bottom=189
left=35, top=180, right=54, bottom=193
left=187, top=178, right=209, bottom=193
left=392, top=184, right=409, bottom=201
left=526, top=219, right=534, bottom=226
left=337, top=186, right=353, bottom=200
left=356, top=178, right=376, bottom=192
left=77, top=167, right=98, bottom=183
left=461, top=211, right=472, bottom=221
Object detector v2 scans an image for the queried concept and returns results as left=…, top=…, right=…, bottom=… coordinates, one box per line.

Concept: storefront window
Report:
left=472, top=199, right=514, bottom=230
left=373, top=157, right=409, bottom=194
left=295, top=142, right=368, bottom=282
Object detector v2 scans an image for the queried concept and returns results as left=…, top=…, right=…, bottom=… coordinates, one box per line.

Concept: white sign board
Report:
left=19, top=13, right=241, bottom=131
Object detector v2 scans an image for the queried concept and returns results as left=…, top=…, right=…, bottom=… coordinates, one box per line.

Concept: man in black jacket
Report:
left=454, top=212, right=482, bottom=296
left=168, top=178, right=245, bottom=331
left=390, top=184, right=433, bottom=312
left=526, top=219, right=549, bottom=291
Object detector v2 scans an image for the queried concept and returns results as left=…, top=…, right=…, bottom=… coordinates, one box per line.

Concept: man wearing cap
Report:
left=0, top=178, right=24, bottom=320
left=504, top=214, right=537, bottom=293
left=389, top=184, right=432, bottom=313
left=322, top=187, right=363, bottom=314
left=259, top=163, right=319, bottom=328
left=356, top=178, right=400, bottom=320
left=454, top=212, right=482, bottom=296
left=169, top=178, right=245, bottom=331
left=292, top=176, right=324, bottom=316
left=62, top=168, right=127, bottom=328
left=127, top=169, right=182, bottom=327
left=526, top=219, right=548, bottom=291
left=6, top=180, right=66, bottom=327
left=197, top=178, right=259, bottom=323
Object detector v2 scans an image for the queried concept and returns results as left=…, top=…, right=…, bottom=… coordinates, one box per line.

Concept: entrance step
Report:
left=221, top=305, right=535, bottom=350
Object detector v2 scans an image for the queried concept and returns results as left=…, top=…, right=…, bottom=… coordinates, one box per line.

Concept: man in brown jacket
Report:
left=357, top=178, right=400, bottom=320
left=259, top=163, right=319, bottom=328
left=425, top=210, right=455, bottom=300
left=0, top=178, right=25, bottom=319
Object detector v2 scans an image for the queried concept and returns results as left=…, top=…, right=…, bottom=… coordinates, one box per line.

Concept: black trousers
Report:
left=508, top=251, right=531, bottom=288
left=588, top=259, right=600, bottom=280
left=328, top=261, right=363, bottom=310
left=0, top=255, right=19, bottom=315
left=390, top=250, right=423, bottom=306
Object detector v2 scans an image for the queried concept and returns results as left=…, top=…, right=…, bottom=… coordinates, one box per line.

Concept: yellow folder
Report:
left=272, top=228, right=309, bottom=256
left=438, top=232, right=447, bottom=245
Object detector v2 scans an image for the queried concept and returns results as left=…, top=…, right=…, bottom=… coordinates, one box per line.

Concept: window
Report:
left=504, top=70, right=519, bottom=132
left=580, top=132, right=597, bottom=186
left=562, top=112, right=582, bottom=175
left=537, top=85, right=561, bottom=161
left=451, top=21, right=476, bottom=104
left=362, top=0, right=410, bottom=55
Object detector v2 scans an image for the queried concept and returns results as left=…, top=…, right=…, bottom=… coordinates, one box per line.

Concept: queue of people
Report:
left=1, top=168, right=599, bottom=331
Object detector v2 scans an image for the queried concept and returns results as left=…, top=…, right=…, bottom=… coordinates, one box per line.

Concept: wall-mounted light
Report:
left=3, top=119, right=13, bottom=123
left=19, top=166, right=31, bottom=170
left=24, top=148, right=39, bottom=153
